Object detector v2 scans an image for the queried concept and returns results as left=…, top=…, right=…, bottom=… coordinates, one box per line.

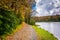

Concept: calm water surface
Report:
left=35, top=22, right=60, bottom=40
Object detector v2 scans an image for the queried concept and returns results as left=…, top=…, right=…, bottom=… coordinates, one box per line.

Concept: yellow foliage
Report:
left=0, top=0, right=35, bottom=22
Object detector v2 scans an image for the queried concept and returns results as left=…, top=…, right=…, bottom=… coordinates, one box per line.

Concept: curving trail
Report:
left=6, top=22, right=39, bottom=40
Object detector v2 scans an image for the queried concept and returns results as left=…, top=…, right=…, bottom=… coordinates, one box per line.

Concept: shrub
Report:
left=26, top=19, right=35, bottom=25
left=0, top=8, right=21, bottom=35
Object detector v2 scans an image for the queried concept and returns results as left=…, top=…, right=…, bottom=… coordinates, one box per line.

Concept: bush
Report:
left=0, top=8, right=21, bottom=35
left=29, top=19, right=35, bottom=25
left=25, top=19, right=35, bottom=25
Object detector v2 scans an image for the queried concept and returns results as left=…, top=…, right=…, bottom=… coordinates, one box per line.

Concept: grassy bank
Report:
left=32, top=25, right=58, bottom=40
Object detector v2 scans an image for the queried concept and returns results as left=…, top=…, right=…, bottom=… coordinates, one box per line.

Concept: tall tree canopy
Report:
left=0, top=0, right=35, bottom=22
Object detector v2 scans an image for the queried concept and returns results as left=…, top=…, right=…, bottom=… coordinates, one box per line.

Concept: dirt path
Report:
left=6, top=22, right=38, bottom=40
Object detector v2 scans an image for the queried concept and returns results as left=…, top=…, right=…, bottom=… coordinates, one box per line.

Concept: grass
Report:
left=0, top=23, right=58, bottom=40
left=0, top=24, right=23, bottom=40
left=32, top=25, right=58, bottom=40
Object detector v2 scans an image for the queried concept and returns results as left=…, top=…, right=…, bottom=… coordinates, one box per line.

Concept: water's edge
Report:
left=35, top=22, right=60, bottom=40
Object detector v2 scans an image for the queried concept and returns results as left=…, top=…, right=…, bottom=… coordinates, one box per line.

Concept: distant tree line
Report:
left=31, top=15, right=60, bottom=22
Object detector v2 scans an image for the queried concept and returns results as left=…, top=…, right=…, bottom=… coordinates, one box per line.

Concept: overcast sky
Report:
left=35, top=0, right=60, bottom=16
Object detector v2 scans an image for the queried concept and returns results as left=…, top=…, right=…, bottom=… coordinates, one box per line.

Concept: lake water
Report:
left=35, top=22, right=60, bottom=40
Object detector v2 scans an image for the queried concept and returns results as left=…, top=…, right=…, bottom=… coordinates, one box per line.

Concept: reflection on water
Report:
left=35, top=22, right=60, bottom=40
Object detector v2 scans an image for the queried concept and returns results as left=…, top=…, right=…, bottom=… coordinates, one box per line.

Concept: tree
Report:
left=0, top=8, right=21, bottom=35
left=0, top=0, right=36, bottom=23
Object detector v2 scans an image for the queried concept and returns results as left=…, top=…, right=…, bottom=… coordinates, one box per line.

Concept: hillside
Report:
left=31, top=15, right=60, bottom=22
